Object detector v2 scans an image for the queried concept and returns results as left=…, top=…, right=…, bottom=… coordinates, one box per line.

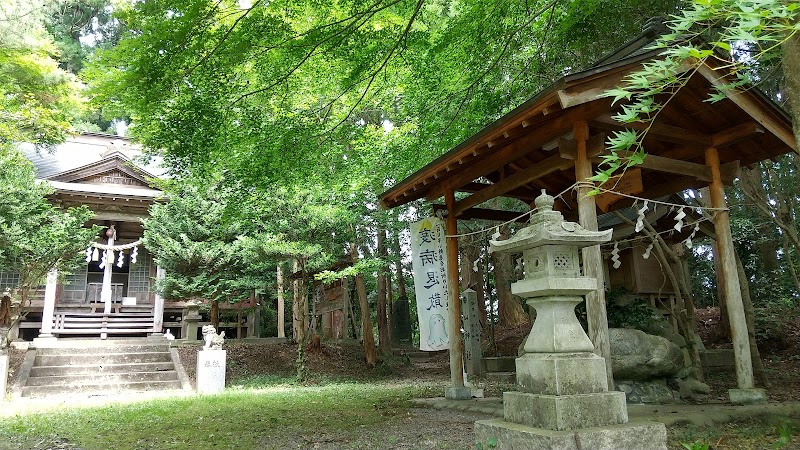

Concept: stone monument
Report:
left=197, top=325, right=226, bottom=394
left=183, top=301, right=202, bottom=341
left=390, top=296, right=413, bottom=347
left=462, top=289, right=483, bottom=377
left=474, top=190, right=667, bottom=449
left=0, top=350, right=8, bottom=402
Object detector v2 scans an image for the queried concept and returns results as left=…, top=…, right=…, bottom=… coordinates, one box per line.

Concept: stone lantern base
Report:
left=475, top=419, right=667, bottom=450
left=474, top=350, right=667, bottom=449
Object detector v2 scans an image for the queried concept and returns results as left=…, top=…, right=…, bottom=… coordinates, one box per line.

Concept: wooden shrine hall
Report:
left=379, top=28, right=796, bottom=403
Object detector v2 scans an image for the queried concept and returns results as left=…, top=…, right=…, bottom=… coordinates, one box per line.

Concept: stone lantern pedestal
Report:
left=474, top=191, right=666, bottom=449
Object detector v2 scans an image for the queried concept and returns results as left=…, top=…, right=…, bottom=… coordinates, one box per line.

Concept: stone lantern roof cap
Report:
left=490, top=190, right=612, bottom=253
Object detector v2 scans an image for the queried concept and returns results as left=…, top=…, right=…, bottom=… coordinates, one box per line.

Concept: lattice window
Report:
left=0, top=270, right=20, bottom=292
left=127, top=246, right=152, bottom=295
left=553, top=253, right=573, bottom=269
left=62, top=266, right=88, bottom=303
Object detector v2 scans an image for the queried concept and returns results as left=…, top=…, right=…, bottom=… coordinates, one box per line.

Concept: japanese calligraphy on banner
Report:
left=410, top=217, right=450, bottom=351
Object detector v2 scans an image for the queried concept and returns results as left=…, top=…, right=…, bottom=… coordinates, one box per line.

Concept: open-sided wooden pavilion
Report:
left=379, top=26, right=796, bottom=401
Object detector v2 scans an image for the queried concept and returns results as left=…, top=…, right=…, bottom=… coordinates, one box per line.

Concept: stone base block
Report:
left=0, top=354, right=8, bottom=401
left=504, top=391, right=627, bottom=431
left=475, top=418, right=667, bottom=450
left=729, top=388, right=767, bottom=405
left=516, top=353, right=608, bottom=395
left=445, top=386, right=484, bottom=399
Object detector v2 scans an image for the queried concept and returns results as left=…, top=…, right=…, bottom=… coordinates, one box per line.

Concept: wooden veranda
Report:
left=379, top=28, right=796, bottom=400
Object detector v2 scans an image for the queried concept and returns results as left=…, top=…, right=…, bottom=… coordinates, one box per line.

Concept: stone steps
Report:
left=482, top=356, right=516, bottom=373
left=486, top=371, right=517, bottom=384
left=30, top=361, right=175, bottom=377
left=392, top=348, right=446, bottom=362
left=22, top=380, right=182, bottom=398
left=21, top=338, right=184, bottom=398
left=25, top=370, right=179, bottom=386
left=35, top=351, right=172, bottom=367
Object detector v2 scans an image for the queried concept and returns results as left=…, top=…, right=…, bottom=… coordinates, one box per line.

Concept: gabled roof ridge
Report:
left=45, top=152, right=157, bottom=184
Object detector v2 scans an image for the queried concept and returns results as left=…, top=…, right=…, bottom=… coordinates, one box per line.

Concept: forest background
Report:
left=2, top=0, right=799, bottom=364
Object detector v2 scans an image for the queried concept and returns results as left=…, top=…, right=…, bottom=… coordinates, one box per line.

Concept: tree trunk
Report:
left=734, top=251, right=771, bottom=388
left=376, top=227, right=389, bottom=352
left=782, top=233, right=800, bottom=293
left=210, top=300, right=219, bottom=329
left=493, top=229, right=528, bottom=327
left=292, top=258, right=309, bottom=344
left=386, top=273, right=394, bottom=345
left=350, top=243, right=378, bottom=366
left=615, top=212, right=705, bottom=379
left=460, top=235, right=487, bottom=327
left=782, top=32, right=800, bottom=151
left=392, top=225, right=408, bottom=301
left=277, top=263, right=285, bottom=338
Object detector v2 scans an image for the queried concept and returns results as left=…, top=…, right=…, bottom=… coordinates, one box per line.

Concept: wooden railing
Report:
left=51, top=306, right=155, bottom=340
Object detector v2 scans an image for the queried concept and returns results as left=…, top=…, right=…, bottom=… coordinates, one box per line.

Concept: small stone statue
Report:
left=202, top=324, right=225, bottom=350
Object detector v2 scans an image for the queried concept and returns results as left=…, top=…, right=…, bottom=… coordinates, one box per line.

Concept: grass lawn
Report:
left=669, top=415, right=800, bottom=449
left=0, top=380, right=442, bottom=450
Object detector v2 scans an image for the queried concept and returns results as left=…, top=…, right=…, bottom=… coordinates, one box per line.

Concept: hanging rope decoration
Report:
left=85, top=239, right=143, bottom=268
left=684, top=223, right=700, bottom=249
left=98, top=250, right=110, bottom=270
left=673, top=207, right=686, bottom=232
left=642, top=242, right=654, bottom=259
left=611, top=242, right=621, bottom=269
left=437, top=180, right=727, bottom=272
left=635, top=201, right=648, bottom=233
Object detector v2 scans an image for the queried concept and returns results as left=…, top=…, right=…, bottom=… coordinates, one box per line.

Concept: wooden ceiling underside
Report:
left=380, top=57, right=795, bottom=222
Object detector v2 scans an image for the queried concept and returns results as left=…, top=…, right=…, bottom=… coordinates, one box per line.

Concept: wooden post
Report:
left=277, top=264, right=285, bottom=338
left=445, top=190, right=465, bottom=389
left=39, top=269, right=58, bottom=338
left=152, top=266, right=165, bottom=334
left=705, top=147, right=755, bottom=390
left=573, top=121, right=614, bottom=389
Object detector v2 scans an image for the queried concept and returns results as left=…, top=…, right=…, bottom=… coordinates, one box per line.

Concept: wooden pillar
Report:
left=39, top=269, right=58, bottom=338
left=277, top=264, right=285, bottom=338
left=705, top=147, right=755, bottom=390
left=152, top=266, right=165, bottom=334
left=445, top=190, right=465, bottom=389
left=573, top=121, right=614, bottom=389
left=100, top=231, right=116, bottom=315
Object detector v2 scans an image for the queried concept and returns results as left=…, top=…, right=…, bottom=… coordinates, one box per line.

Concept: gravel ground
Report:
left=264, top=407, right=492, bottom=450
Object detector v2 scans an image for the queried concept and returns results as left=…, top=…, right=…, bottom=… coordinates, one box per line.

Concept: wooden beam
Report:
left=453, top=154, right=573, bottom=216
left=432, top=205, right=530, bottom=224
left=712, top=122, right=764, bottom=147
left=559, top=133, right=606, bottom=160
left=596, top=151, right=712, bottom=182
left=605, top=176, right=704, bottom=213
left=457, top=182, right=537, bottom=201
left=698, top=63, right=796, bottom=151
left=591, top=114, right=712, bottom=147
left=426, top=99, right=611, bottom=201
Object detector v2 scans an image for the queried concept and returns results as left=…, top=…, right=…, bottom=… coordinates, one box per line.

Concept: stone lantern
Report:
left=474, top=190, right=666, bottom=449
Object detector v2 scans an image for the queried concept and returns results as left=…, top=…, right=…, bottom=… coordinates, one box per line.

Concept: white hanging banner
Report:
left=410, top=217, right=450, bottom=351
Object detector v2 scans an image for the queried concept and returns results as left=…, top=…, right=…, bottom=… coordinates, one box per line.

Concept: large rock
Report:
left=609, top=328, right=684, bottom=381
